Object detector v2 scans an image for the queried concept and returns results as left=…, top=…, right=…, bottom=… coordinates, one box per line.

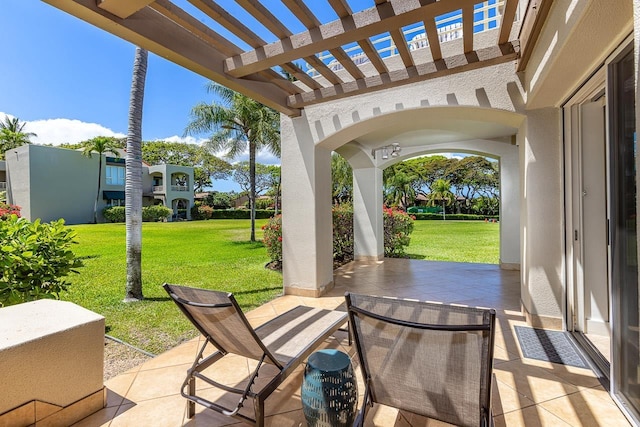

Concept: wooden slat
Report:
left=151, top=0, right=240, bottom=56
left=281, top=0, right=321, bottom=29
left=97, top=0, right=154, bottom=19
left=328, top=48, right=366, bottom=80
left=225, top=0, right=479, bottom=78
left=517, top=0, right=554, bottom=71
left=463, top=4, right=474, bottom=53
left=42, top=0, right=300, bottom=116
left=423, top=17, right=442, bottom=61
left=188, top=0, right=265, bottom=48
left=288, top=41, right=519, bottom=108
left=259, top=69, right=303, bottom=95
left=305, top=55, right=344, bottom=85
left=358, top=39, right=389, bottom=74
left=327, top=0, right=351, bottom=18
left=235, top=0, right=292, bottom=39
left=390, top=28, right=414, bottom=67
left=280, top=62, right=324, bottom=91
left=498, top=0, right=520, bottom=44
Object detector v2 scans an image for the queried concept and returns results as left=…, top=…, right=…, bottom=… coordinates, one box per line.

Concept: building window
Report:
left=107, top=198, right=125, bottom=207
left=106, top=165, right=125, bottom=185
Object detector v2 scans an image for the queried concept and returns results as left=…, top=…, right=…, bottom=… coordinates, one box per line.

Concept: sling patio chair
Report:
left=345, top=293, right=496, bottom=427
left=163, top=284, right=348, bottom=427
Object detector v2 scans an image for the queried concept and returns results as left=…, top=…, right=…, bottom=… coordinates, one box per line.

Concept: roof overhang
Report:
left=42, top=0, right=545, bottom=117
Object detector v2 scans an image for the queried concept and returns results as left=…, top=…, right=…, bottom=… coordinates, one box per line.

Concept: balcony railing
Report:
left=171, top=185, right=189, bottom=192
left=153, top=185, right=164, bottom=193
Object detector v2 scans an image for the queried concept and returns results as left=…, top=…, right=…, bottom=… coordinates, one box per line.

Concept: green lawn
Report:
left=407, top=220, right=500, bottom=264
left=62, top=220, right=282, bottom=354
left=61, top=219, right=498, bottom=354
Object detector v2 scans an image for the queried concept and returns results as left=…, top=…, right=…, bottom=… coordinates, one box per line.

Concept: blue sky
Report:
left=1, top=1, right=486, bottom=191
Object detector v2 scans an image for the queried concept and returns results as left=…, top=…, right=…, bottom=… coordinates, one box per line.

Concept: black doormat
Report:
left=514, top=326, right=590, bottom=369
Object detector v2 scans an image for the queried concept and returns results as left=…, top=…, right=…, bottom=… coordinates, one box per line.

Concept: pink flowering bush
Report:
left=262, top=205, right=415, bottom=268
left=0, top=203, right=21, bottom=220
left=262, top=214, right=282, bottom=264
left=383, top=205, right=415, bottom=258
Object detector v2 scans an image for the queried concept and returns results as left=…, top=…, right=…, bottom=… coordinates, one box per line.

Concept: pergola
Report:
left=43, top=0, right=550, bottom=116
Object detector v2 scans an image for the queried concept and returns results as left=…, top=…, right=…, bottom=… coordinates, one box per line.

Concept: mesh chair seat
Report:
left=346, top=293, right=496, bottom=427
left=164, top=284, right=347, bottom=427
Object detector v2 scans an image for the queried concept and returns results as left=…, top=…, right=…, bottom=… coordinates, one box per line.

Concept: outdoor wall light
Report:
left=372, top=142, right=401, bottom=159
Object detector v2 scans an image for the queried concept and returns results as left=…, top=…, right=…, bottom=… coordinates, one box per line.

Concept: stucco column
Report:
left=281, top=113, right=334, bottom=297
left=499, top=146, right=520, bottom=268
left=519, top=108, right=565, bottom=329
left=353, top=166, right=384, bottom=261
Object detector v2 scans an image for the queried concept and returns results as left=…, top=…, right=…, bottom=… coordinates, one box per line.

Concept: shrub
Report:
left=333, top=204, right=353, bottom=263
left=197, top=205, right=214, bottom=220
left=412, top=213, right=487, bottom=221
left=262, top=214, right=282, bottom=263
left=0, top=215, right=83, bottom=307
left=0, top=202, right=21, bottom=220
left=142, top=205, right=172, bottom=222
left=211, top=209, right=274, bottom=220
left=255, top=198, right=273, bottom=210
left=103, top=206, right=125, bottom=223
left=383, top=206, right=415, bottom=258
left=262, top=204, right=415, bottom=267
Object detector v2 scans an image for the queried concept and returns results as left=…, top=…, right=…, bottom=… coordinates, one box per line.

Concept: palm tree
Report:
left=124, top=47, right=148, bottom=302
left=81, top=136, right=122, bottom=224
left=185, top=83, right=280, bottom=242
left=427, top=179, right=456, bottom=220
left=384, top=170, right=417, bottom=210
left=0, top=116, right=36, bottom=159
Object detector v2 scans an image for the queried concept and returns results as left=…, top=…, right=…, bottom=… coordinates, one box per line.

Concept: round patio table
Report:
left=301, top=349, right=357, bottom=427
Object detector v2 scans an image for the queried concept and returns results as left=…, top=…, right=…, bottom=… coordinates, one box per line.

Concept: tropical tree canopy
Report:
left=332, top=153, right=353, bottom=204
left=80, top=136, right=122, bottom=224
left=184, top=82, right=280, bottom=242
left=0, top=116, right=36, bottom=159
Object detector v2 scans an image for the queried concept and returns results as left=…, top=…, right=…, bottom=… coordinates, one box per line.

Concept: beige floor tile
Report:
left=139, top=340, right=199, bottom=371
left=125, top=364, right=192, bottom=402
left=109, top=395, right=186, bottom=427
left=518, top=358, right=601, bottom=389
left=493, top=406, right=572, bottom=427
left=492, top=378, right=536, bottom=415
left=539, top=389, right=632, bottom=427
left=71, top=405, right=119, bottom=427
left=493, top=360, right=580, bottom=403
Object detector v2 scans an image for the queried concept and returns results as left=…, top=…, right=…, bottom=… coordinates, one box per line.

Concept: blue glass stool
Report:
left=301, top=349, right=357, bottom=427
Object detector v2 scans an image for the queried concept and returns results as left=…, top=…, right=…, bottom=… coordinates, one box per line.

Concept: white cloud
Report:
left=159, top=135, right=208, bottom=145
left=0, top=112, right=125, bottom=145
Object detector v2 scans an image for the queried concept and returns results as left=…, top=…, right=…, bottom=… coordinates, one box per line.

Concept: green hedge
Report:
left=210, top=210, right=274, bottom=219
left=103, top=205, right=173, bottom=223
left=412, top=213, right=494, bottom=221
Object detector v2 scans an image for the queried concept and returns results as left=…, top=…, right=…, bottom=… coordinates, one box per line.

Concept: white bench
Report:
left=0, top=299, right=105, bottom=425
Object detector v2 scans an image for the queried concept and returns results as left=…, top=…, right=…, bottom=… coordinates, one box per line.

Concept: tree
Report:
left=232, top=162, right=272, bottom=197
left=331, top=153, right=353, bottom=204
left=384, top=170, right=417, bottom=209
left=81, top=136, right=122, bottom=224
left=264, top=165, right=281, bottom=214
left=427, top=179, right=456, bottom=220
left=0, top=116, right=36, bottom=159
left=124, top=47, right=148, bottom=302
left=185, top=83, right=280, bottom=241
left=141, top=140, right=232, bottom=193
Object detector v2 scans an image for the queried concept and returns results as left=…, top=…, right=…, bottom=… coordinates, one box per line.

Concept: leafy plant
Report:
left=0, top=202, right=21, bottom=219
left=262, top=214, right=282, bottom=264
left=383, top=206, right=415, bottom=257
left=103, top=206, right=126, bottom=222
left=0, top=215, right=83, bottom=307
left=141, top=205, right=172, bottom=222
left=333, top=204, right=354, bottom=263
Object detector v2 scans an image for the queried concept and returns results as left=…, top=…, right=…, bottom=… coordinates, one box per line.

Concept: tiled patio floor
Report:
left=74, top=260, right=631, bottom=426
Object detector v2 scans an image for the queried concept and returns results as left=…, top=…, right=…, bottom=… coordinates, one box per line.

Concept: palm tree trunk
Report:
left=249, top=140, right=256, bottom=242
left=124, top=46, right=147, bottom=302
left=94, top=158, right=102, bottom=224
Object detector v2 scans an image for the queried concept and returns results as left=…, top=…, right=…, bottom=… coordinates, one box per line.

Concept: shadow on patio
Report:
left=76, top=259, right=630, bottom=426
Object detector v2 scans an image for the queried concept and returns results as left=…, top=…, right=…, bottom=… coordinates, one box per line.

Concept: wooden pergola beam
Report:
left=498, top=0, right=519, bottom=45
left=97, top=0, right=154, bottom=19
left=287, top=41, right=519, bottom=108
left=224, top=0, right=479, bottom=78
left=42, top=0, right=300, bottom=116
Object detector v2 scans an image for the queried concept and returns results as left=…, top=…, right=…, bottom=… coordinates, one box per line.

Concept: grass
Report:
left=62, top=220, right=282, bottom=354
left=406, top=220, right=500, bottom=264
left=61, top=219, right=498, bottom=353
